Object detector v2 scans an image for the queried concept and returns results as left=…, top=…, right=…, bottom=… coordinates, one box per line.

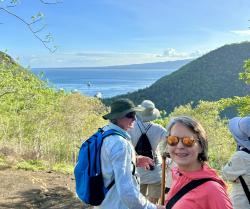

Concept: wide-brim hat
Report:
left=136, top=100, right=160, bottom=122
left=228, top=116, right=250, bottom=150
left=103, top=98, right=144, bottom=120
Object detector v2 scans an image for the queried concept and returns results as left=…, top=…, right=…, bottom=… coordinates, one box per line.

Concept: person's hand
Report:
left=156, top=205, right=165, bottom=209
left=136, top=155, right=154, bottom=170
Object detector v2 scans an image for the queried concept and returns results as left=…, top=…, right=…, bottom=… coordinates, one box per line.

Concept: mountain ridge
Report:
left=33, top=59, right=192, bottom=70
left=103, top=42, right=250, bottom=113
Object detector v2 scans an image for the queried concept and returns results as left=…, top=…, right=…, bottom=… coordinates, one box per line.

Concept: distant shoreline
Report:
left=32, top=58, right=192, bottom=70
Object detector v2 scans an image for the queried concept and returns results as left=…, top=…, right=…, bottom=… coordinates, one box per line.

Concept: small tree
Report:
left=239, top=59, right=250, bottom=84
left=219, top=59, right=250, bottom=116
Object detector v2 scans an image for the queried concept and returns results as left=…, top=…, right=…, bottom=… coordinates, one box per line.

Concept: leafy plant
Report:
left=16, top=160, right=46, bottom=171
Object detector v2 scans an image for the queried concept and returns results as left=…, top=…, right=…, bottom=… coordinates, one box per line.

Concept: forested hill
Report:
left=104, top=42, right=250, bottom=113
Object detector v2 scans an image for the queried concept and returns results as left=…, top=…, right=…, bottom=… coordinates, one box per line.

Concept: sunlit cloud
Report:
left=156, top=48, right=206, bottom=60
left=189, top=50, right=205, bottom=58
left=231, top=30, right=250, bottom=36
left=157, top=48, right=187, bottom=59
left=19, top=49, right=207, bottom=68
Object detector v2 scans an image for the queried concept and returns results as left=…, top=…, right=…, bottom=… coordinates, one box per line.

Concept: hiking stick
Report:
left=160, top=152, right=167, bottom=205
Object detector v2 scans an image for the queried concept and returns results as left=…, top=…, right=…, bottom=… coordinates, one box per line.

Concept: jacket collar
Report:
left=107, top=122, right=131, bottom=139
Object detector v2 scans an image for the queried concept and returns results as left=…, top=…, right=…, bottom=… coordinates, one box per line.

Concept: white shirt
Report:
left=127, top=120, right=168, bottom=184
left=95, top=123, right=156, bottom=209
left=222, top=150, right=250, bottom=209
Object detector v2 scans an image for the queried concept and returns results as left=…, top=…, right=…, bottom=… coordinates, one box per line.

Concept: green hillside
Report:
left=104, top=42, right=250, bottom=113
left=0, top=52, right=107, bottom=169
left=0, top=51, right=244, bottom=173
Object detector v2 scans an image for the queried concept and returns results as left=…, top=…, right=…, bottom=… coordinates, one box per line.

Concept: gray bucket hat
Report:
left=103, top=98, right=144, bottom=120
left=228, top=116, right=250, bottom=150
left=136, top=100, right=160, bottom=122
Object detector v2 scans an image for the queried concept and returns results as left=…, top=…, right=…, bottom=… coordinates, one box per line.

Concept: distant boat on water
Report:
left=95, top=92, right=102, bottom=99
left=87, top=82, right=92, bottom=87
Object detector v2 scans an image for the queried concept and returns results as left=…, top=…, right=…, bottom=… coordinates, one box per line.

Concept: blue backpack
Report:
left=74, top=128, right=126, bottom=206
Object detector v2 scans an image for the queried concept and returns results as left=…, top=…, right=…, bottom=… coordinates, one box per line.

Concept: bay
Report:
left=31, top=68, right=176, bottom=98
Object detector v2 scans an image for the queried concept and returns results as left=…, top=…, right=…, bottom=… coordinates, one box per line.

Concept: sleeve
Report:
left=222, top=152, right=247, bottom=181
left=109, top=139, right=157, bottom=209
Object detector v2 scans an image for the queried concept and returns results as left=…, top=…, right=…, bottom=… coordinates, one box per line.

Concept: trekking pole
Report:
left=160, top=152, right=167, bottom=205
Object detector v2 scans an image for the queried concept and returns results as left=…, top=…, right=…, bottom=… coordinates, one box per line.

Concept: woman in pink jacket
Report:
left=164, top=116, right=232, bottom=209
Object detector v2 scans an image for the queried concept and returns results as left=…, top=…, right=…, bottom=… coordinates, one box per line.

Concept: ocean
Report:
left=31, top=68, right=176, bottom=98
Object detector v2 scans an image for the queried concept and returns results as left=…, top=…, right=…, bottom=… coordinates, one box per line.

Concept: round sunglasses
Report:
left=167, top=135, right=198, bottom=147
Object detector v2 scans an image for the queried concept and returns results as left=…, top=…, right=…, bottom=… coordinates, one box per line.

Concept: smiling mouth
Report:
left=175, top=153, right=188, bottom=157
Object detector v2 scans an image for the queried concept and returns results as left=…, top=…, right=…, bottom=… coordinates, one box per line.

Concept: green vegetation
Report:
left=239, top=58, right=250, bottom=85
left=16, top=160, right=46, bottom=171
left=52, top=163, right=74, bottom=174
left=0, top=155, right=8, bottom=168
left=219, top=58, right=250, bottom=117
left=0, top=52, right=108, bottom=170
left=104, top=42, right=250, bottom=114
left=0, top=46, right=249, bottom=174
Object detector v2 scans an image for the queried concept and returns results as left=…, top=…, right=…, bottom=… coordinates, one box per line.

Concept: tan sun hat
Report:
left=103, top=98, right=144, bottom=120
left=136, top=100, right=160, bottom=122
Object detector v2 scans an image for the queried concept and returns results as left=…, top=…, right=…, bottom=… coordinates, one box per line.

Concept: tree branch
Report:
left=0, top=7, right=56, bottom=53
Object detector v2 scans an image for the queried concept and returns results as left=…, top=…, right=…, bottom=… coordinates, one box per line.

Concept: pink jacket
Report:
left=165, top=164, right=233, bottom=209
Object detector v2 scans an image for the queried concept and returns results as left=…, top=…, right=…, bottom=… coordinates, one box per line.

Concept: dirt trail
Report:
left=0, top=168, right=92, bottom=209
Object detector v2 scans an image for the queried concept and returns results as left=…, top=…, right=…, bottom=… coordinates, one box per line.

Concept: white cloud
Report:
left=19, top=49, right=207, bottom=68
left=231, top=30, right=250, bottom=36
left=189, top=50, right=205, bottom=58
left=156, top=48, right=205, bottom=60
left=162, top=48, right=187, bottom=58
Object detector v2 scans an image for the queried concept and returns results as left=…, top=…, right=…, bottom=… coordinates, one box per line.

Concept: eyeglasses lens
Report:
left=167, top=136, right=195, bottom=147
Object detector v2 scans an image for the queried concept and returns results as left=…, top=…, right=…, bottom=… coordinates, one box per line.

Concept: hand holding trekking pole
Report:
left=160, top=152, right=168, bottom=205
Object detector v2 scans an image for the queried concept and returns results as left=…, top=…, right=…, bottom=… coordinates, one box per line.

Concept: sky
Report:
left=1, top=0, right=250, bottom=68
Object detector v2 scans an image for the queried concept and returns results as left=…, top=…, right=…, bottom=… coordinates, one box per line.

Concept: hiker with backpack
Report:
left=127, top=100, right=169, bottom=204
left=164, top=116, right=232, bottom=209
left=222, top=116, right=250, bottom=209
left=75, top=98, right=165, bottom=209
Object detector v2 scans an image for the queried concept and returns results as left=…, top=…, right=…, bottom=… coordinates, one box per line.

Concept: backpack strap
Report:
left=102, top=129, right=127, bottom=139
left=240, top=147, right=250, bottom=154
left=165, top=178, right=216, bottom=209
left=137, top=121, right=152, bottom=134
left=101, top=128, right=135, bottom=192
left=239, top=175, right=250, bottom=204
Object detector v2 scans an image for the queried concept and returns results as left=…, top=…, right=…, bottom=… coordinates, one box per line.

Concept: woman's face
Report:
left=168, top=122, right=202, bottom=171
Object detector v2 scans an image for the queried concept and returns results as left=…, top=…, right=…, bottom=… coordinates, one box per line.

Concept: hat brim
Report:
left=229, top=117, right=250, bottom=149
left=137, top=108, right=160, bottom=122
left=103, top=106, right=144, bottom=120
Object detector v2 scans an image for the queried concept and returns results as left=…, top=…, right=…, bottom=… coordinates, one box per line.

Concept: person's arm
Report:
left=222, top=152, right=247, bottom=182
left=109, top=139, right=157, bottom=209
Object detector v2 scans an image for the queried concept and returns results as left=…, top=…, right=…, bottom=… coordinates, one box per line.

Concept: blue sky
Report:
left=1, top=0, right=250, bottom=67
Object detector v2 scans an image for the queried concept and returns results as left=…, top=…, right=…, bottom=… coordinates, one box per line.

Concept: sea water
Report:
left=32, top=68, right=176, bottom=98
